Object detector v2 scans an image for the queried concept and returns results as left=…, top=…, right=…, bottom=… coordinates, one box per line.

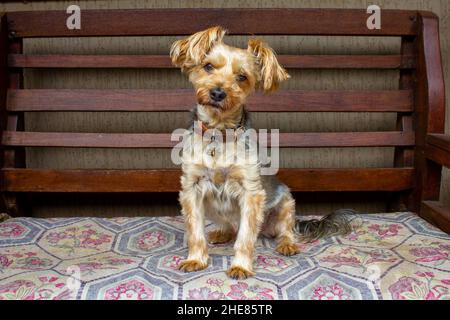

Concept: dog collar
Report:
left=197, top=120, right=245, bottom=141
left=194, top=109, right=247, bottom=141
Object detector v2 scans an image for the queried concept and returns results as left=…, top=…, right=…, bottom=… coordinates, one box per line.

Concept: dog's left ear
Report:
left=247, top=39, right=290, bottom=93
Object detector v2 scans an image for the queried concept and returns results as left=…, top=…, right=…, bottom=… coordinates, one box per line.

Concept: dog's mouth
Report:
left=208, top=101, right=222, bottom=108
left=196, top=92, right=229, bottom=110
left=200, top=99, right=223, bottom=109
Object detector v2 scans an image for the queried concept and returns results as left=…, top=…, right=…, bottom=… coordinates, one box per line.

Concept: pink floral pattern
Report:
left=104, top=280, right=154, bottom=300
left=15, top=256, right=53, bottom=270
left=52, top=253, right=141, bottom=283
left=0, top=255, right=13, bottom=268
left=159, top=255, right=182, bottom=271
left=0, top=212, right=449, bottom=300
left=394, top=235, right=450, bottom=273
left=0, top=223, right=27, bottom=238
left=409, top=243, right=449, bottom=266
left=189, top=287, right=225, bottom=300
left=319, top=246, right=399, bottom=274
left=309, top=283, right=352, bottom=300
left=187, top=277, right=275, bottom=300
left=256, top=254, right=290, bottom=272
left=227, top=282, right=274, bottom=300
left=0, top=275, right=73, bottom=300
left=342, top=222, right=410, bottom=248
left=348, top=223, right=403, bottom=242
left=368, top=224, right=403, bottom=239
left=133, top=230, right=167, bottom=251
left=77, top=257, right=136, bottom=275
left=296, top=239, right=322, bottom=252
left=0, top=248, right=56, bottom=274
left=388, top=271, right=450, bottom=300
left=38, top=223, right=114, bottom=258
left=45, top=226, right=111, bottom=249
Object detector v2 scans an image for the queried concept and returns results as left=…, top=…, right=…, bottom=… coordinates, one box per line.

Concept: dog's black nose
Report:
left=209, top=87, right=227, bottom=102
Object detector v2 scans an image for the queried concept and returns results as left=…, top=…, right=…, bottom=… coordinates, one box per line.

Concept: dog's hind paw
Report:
left=226, top=266, right=255, bottom=280
left=276, top=243, right=300, bottom=256
left=207, top=230, right=235, bottom=244
left=178, top=260, right=207, bottom=272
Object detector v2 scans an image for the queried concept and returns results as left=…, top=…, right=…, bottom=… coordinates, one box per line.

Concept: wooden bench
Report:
left=0, top=8, right=449, bottom=233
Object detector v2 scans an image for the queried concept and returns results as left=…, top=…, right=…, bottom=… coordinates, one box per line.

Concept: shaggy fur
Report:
left=170, top=26, right=352, bottom=279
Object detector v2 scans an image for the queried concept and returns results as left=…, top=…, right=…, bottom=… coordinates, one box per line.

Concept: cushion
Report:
left=0, top=212, right=449, bottom=300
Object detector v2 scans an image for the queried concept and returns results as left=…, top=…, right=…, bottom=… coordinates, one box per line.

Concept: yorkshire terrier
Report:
left=170, top=26, right=351, bottom=279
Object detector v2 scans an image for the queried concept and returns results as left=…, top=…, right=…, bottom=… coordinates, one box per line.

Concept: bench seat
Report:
left=0, top=211, right=449, bottom=300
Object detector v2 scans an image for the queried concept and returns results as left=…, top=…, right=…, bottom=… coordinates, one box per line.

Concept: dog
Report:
left=170, top=26, right=352, bottom=279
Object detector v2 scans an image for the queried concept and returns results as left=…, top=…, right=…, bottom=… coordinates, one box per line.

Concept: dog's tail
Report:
left=295, top=209, right=357, bottom=242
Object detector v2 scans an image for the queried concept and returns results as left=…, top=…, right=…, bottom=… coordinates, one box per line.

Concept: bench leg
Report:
left=2, top=193, right=30, bottom=217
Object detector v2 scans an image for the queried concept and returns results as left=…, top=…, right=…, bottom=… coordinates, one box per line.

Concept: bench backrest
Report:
left=0, top=9, right=445, bottom=216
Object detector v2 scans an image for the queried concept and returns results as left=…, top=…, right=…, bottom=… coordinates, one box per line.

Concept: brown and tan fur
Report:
left=170, top=26, right=298, bottom=279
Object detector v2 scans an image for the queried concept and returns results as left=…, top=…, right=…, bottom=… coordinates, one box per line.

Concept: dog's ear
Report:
left=170, top=26, right=226, bottom=72
left=247, top=39, right=290, bottom=93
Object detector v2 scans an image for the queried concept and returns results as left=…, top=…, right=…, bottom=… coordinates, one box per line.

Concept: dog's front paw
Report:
left=178, top=259, right=208, bottom=272
left=226, top=266, right=255, bottom=280
left=276, top=243, right=300, bottom=256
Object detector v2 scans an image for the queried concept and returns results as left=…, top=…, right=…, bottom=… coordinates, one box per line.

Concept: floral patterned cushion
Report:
left=0, top=212, right=449, bottom=300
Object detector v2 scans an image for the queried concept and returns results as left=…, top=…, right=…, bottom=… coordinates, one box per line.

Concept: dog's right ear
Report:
left=170, top=26, right=226, bottom=72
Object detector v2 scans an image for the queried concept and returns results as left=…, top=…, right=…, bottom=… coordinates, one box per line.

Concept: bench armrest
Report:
left=426, top=134, right=450, bottom=168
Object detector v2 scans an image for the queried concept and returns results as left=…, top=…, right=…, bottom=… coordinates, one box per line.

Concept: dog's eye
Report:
left=204, top=63, right=214, bottom=72
left=237, top=74, right=247, bottom=82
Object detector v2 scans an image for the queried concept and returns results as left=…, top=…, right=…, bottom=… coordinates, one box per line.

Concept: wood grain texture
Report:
left=7, top=89, right=414, bottom=112
left=427, top=133, right=450, bottom=153
left=2, top=131, right=415, bottom=148
left=6, top=8, right=417, bottom=37
left=390, top=36, right=417, bottom=211
left=0, top=0, right=449, bottom=216
left=0, top=14, right=8, bottom=215
left=8, top=54, right=416, bottom=69
left=421, top=201, right=450, bottom=234
left=1, top=168, right=415, bottom=192
left=1, top=14, right=28, bottom=217
left=413, top=12, right=446, bottom=215
left=425, top=144, right=450, bottom=169
left=0, top=15, right=8, bottom=170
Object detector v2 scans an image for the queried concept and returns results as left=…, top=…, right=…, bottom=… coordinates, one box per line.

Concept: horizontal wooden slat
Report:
left=421, top=201, right=450, bottom=234
left=8, top=54, right=416, bottom=69
left=1, top=169, right=182, bottom=193
left=2, top=132, right=175, bottom=148
left=425, top=144, right=450, bottom=168
left=277, top=54, right=416, bottom=69
left=8, top=55, right=174, bottom=69
left=6, top=9, right=417, bottom=38
left=427, top=133, right=450, bottom=153
left=2, top=131, right=415, bottom=148
left=7, top=89, right=414, bottom=112
left=266, top=132, right=415, bottom=147
left=1, top=168, right=415, bottom=192
left=278, top=168, right=415, bottom=192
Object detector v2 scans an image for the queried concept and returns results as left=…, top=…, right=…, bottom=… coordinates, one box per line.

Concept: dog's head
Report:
left=170, top=26, right=290, bottom=112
